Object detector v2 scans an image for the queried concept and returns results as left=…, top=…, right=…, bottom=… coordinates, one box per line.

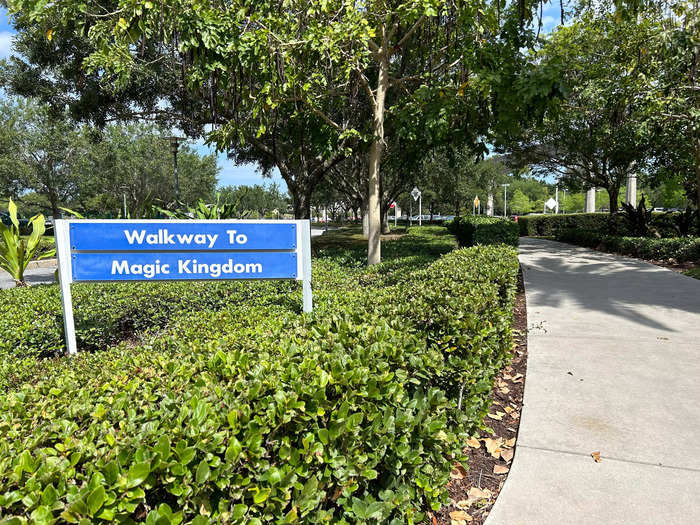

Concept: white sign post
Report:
left=411, top=187, right=422, bottom=226
left=54, top=219, right=313, bottom=356
left=545, top=197, right=558, bottom=211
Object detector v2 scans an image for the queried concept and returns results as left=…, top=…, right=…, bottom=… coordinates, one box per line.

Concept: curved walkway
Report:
left=486, top=238, right=700, bottom=524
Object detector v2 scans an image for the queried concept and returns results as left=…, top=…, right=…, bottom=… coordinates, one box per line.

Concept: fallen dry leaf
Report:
left=455, top=500, right=471, bottom=509
left=451, top=463, right=468, bottom=479
left=484, top=437, right=503, bottom=457
left=468, top=487, right=493, bottom=500
left=503, top=406, right=514, bottom=414
left=487, top=412, right=505, bottom=421
left=591, top=451, right=602, bottom=463
left=511, top=373, right=524, bottom=383
left=499, top=386, right=510, bottom=394
left=504, top=438, right=516, bottom=447
left=449, top=510, right=472, bottom=521
left=466, top=437, right=481, bottom=449
left=500, top=448, right=514, bottom=462
left=493, top=464, right=510, bottom=474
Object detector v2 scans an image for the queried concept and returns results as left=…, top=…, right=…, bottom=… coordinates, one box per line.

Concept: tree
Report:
left=0, top=98, right=86, bottom=218
left=509, top=189, right=532, bottom=214
left=0, top=100, right=218, bottom=217
left=219, top=183, right=288, bottom=217
left=6, top=0, right=544, bottom=265
left=507, top=12, right=660, bottom=213
left=77, top=124, right=218, bottom=217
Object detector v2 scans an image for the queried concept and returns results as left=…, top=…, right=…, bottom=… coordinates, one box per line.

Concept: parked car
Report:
left=0, top=211, right=30, bottom=229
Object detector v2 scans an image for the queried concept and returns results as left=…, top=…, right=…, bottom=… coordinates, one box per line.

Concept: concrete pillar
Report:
left=626, top=174, right=637, bottom=208
left=486, top=193, right=494, bottom=216
left=585, top=188, right=596, bottom=212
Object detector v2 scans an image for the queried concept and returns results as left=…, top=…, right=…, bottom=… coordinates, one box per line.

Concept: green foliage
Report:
left=556, top=230, right=700, bottom=262
left=517, top=213, right=626, bottom=237
left=158, top=193, right=250, bottom=220
left=619, top=196, right=656, bottom=237
left=0, top=228, right=519, bottom=523
left=446, top=217, right=519, bottom=248
left=0, top=198, right=55, bottom=286
left=0, top=280, right=289, bottom=362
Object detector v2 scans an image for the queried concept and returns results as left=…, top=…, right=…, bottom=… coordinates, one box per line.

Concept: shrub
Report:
left=0, top=280, right=295, bottom=360
left=446, top=216, right=519, bottom=247
left=555, top=230, right=700, bottom=262
left=517, top=212, right=628, bottom=237
left=0, top=229, right=519, bottom=524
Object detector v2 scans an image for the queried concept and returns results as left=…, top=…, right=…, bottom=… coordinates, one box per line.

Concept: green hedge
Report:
left=556, top=230, right=700, bottom=262
left=517, top=213, right=628, bottom=237
left=0, top=280, right=295, bottom=360
left=0, top=229, right=519, bottom=524
left=446, top=216, right=519, bottom=247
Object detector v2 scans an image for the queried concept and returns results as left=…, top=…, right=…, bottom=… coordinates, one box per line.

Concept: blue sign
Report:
left=72, top=252, right=298, bottom=281
left=70, top=222, right=296, bottom=251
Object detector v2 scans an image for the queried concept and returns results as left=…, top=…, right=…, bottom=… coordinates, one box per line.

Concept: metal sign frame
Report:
left=54, top=219, right=313, bottom=355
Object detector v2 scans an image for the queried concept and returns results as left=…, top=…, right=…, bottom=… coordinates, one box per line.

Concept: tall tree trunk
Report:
left=607, top=185, right=620, bottom=214
left=367, top=39, right=389, bottom=265
left=361, top=200, right=369, bottom=238
left=695, top=136, right=700, bottom=207
left=455, top=198, right=460, bottom=217
left=381, top=206, right=390, bottom=234
left=292, top=190, right=312, bottom=219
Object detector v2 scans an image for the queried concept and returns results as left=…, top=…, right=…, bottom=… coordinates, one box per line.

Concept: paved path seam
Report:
left=516, top=444, right=700, bottom=473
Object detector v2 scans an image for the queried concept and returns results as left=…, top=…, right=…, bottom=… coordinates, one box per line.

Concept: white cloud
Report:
left=0, top=31, right=13, bottom=59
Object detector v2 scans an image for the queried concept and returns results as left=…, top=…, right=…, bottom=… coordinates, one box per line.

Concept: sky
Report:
left=1, top=5, right=563, bottom=192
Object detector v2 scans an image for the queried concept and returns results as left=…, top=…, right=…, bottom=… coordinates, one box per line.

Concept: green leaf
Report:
left=126, top=462, right=150, bottom=488
left=30, top=506, right=53, bottom=525
left=195, top=460, right=210, bottom=484
left=87, top=486, right=106, bottom=516
left=318, top=428, right=329, bottom=445
left=253, top=487, right=271, bottom=504
left=225, top=437, right=242, bottom=462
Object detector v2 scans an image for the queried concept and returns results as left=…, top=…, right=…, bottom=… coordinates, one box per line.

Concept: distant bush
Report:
left=446, top=216, right=519, bottom=247
left=517, top=213, right=626, bottom=237
left=0, top=229, right=519, bottom=524
left=556, top=230, right=700, bottom=262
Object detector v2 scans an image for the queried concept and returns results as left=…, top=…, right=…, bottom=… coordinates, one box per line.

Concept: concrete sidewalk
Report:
left=486, top=238, right=700, bottom=525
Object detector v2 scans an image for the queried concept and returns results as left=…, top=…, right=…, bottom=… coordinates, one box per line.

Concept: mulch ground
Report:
left=430, top=270, right=528, bottom=525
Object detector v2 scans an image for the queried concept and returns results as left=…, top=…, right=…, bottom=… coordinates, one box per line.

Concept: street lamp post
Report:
left=501, top=183, right=510, bottom=218
left=165, top=136, right=186, bottom=202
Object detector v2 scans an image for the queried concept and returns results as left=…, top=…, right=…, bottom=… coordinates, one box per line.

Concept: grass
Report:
left=683, top=267, right=700, bottom=280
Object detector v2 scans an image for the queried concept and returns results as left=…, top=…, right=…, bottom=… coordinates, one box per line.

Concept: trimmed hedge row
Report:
left=446, top=216, right=519, bottom=247
left=0, top=229, right=519, bottom=524
left=556, top=229, right=700, bottom=262
left=0, top=280, right=295, bottom=360
left=517, top=213, right=626, bottom=237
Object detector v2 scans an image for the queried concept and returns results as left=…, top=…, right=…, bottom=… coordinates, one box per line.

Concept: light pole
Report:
left=562, top=189, right=567, bottom=214
left=165, top=136, right=186, bottom=202
left=501, top=184, right=510, bottom=218
left=555, top=185, right=559, bottom=214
